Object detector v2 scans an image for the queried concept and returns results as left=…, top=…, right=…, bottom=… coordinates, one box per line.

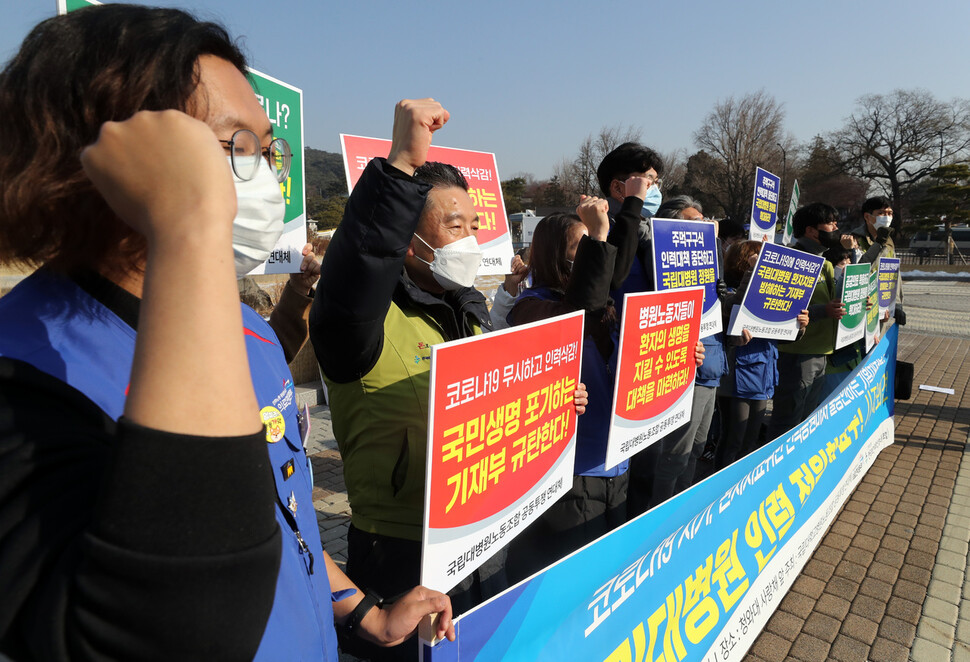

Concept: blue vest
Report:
left=696, top=332, right=728, bottom=388
left=732, top=337, right=779, bottom=400
left=0, top=270, right=339, bottom=661
left=515, top=287, right=628, bottom=478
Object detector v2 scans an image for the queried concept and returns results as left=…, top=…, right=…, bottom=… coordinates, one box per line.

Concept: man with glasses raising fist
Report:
left=0, top=6, right=454, bottom=661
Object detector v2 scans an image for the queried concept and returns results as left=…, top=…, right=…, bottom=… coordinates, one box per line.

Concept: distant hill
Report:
left=304, top=147, right=346, bottom=199
left=304, top=148, right=348, bottom=228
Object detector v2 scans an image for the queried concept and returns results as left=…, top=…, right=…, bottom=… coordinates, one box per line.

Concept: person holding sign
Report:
left=850, top=196, right=906, bottom=328
left=503, top=189, right=641, bottom=580
left=310, top=99, right=589, bottom=659
left=716, top=241, right=809, bottom=470
left=0, top=7, right=454, bottom=661
left=818, top=249, right=870, bottom=401
left=488, top=252, right=529, bottom=330
left=766, top=203, right=845, bottom=441
left=311, top=107, right=495, bottom=659
left=628, top=197, right=727, bottom=512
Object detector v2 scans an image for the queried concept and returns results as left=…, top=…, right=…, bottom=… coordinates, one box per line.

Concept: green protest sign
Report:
left=782, top=179, right=799, bottom=246
left=245, top=69, right=306, bottom=274
left=835, top=263, right=870, bottom=349
left=60, top=0, right=92, bottom=11
left=58, top=0, right=306, bottom=274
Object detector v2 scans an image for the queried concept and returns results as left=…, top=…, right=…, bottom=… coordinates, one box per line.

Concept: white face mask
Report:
left=231, top=157, right=286, bottom=278
left=874, top=215, right=892, bottom=230
left=413, top=233, right=483, bottom=290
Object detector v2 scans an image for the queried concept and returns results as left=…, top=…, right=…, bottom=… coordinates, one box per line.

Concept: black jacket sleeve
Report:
left=309, top=159, right=432, bottom=383
left=608, top=196, right=644, bottom=291
left=511, top=236, right=618, bottom=362
left=0, top=358, right=280, bottom=662
left=564, top=236, right=618, bottom=313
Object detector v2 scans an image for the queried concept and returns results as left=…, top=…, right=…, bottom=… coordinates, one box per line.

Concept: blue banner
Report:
left=749, top=167, right=781, bottom=242
left=727, top=243, right=824, bottom=341
left=651, top=218, right=721, bottom=338
left=424, top=327, right=898, bottom=662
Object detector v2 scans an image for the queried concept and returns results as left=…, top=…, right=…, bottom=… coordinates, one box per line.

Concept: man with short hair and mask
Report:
left=310, top=99, right=590, bottom=661
left=765, top=202, right=846, bottom=441
left=849, top=195, right=906, bottom=327
left=594, top=142, right=665, bottom=308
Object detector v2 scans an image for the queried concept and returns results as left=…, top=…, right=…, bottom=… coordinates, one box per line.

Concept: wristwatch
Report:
left=346, top=590, right=384, bottom=635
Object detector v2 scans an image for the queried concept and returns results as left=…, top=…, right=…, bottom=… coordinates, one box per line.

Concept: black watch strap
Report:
left=347, top=591, right=384, bottom=635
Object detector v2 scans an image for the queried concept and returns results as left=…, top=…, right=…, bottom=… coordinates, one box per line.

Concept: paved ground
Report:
left=302, top=279, right=970, bottom=660
left=742, top=331, right=970, bottom=662
left=902, top=281, right=970, bottom=339
left=743, top=280, right=970, bottom=662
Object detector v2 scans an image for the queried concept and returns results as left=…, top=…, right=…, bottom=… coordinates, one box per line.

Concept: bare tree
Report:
left=660, top=148, right=688, bottom=193
left=798, top=136, right=867, bottom=213
left=551, top=156, right=582, bottom=200
left=560, top=124, right=643, bottom=197
left=831, top=89, right=970, bottom=225
left=693, top=91, right=792, bottom=222
left=681, top=150, right=727, bottom=217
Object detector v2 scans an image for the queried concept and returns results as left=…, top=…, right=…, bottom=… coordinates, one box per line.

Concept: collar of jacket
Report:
left=795, top=235, right=826, bottom=256
left=394, top=270, right=493, bottom=337
left=850, top=222, right=875, bottom=240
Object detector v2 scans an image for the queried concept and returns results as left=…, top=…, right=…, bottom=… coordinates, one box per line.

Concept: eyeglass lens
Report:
left=228, top=129, right=291, bottom=183
left=268, top=138, right=292, bottom=183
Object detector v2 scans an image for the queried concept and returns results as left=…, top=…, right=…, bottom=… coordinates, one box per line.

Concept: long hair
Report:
left=529, top=213, right=583, bottom=291
left=724, top=240, right=763, bottom=288
left=0, top=4, right=247, bottom=273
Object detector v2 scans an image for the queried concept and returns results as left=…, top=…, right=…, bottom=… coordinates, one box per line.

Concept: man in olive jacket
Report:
left=851, top=195, right=906, bottom=328
left=309, top=100, right=501, bottom=660
left=767, top=203, right=846, bottom=441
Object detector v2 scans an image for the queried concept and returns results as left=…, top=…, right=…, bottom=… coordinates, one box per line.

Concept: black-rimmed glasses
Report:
left=219, top=129, right=291, bottom=183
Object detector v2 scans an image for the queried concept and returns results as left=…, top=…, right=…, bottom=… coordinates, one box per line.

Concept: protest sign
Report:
left=603, top=287, right=703, bottom=470
left=422, top=326, right=899, bottom=662
left=58, top=0, right=92, bottom=10
left=727, top=243, right=824, bottom=340
left=651, top=218, right=721, bottom=338
left=835, top=263, right=871, bottom=350
left=781, top=179, right=799, bottom=246
left=59, top=0, right=307, bottom=276
left=877, top=257, right=901, bottom=317
left=422, top=312, right=584, bottom=593
left=865, top=268, right=880, bottom=352
left=749, top=167, right=781, bottom=242
left=340, top=135, right=514, bottom=275
left=245, top=70, right=307, bottom=275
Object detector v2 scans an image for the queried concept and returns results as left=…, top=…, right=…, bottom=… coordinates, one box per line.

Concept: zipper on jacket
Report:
left=277, top=494, right=315, bottom=575
left=294, top=529, right=315, bottom=574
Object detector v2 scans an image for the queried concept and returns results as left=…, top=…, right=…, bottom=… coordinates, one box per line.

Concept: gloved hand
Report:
left=875, top=226, right=893, bottom=245
left=715, top=278, right=730, bottom=302
left=895, top=305, right=906, bottom=326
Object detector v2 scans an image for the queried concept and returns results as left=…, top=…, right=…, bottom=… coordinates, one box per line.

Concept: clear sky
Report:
left=2, top=0, right=969, bottom=180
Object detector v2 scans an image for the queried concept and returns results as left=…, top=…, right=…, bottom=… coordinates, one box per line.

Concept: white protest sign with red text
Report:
left=604, top=287, right=704, bottom=471
left=340, top=134, right=514, bottom=275
left=421, top=312, right=584, bottom=593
